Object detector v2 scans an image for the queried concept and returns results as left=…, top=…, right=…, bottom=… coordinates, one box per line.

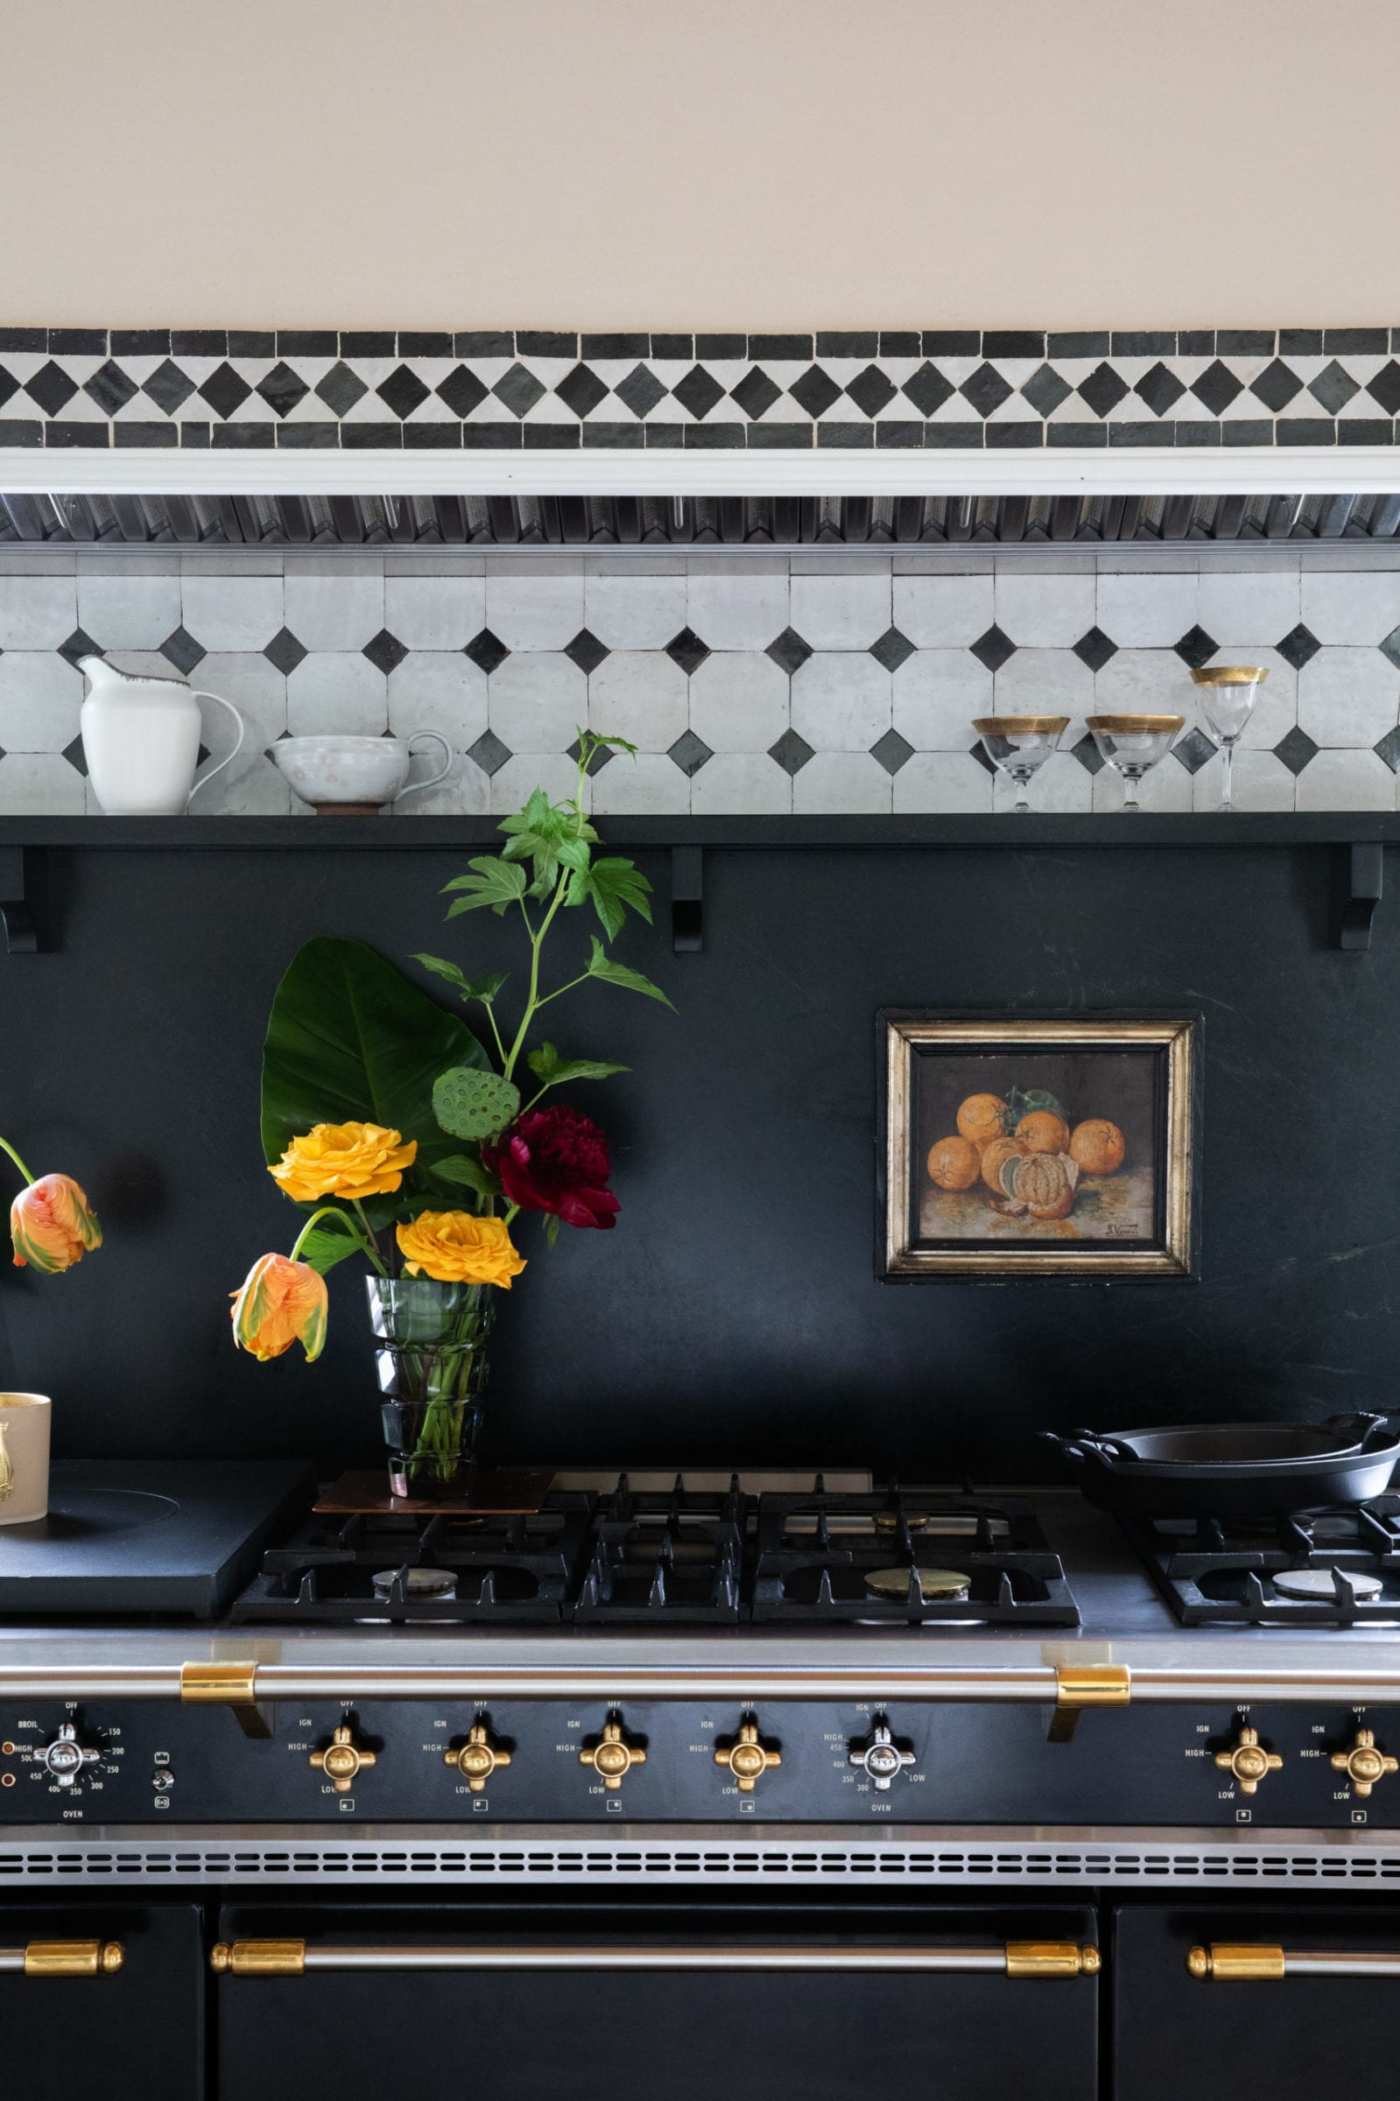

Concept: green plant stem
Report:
left=289, top=1203, right=368, bottom=1263
left=0, top=1134, right=37, bottom=1187
left=482, top=1002, right=508, bottom=1066
left=502, top=866, right=571, bottom=1081
left=351, top=1199, right=391, bottom=1277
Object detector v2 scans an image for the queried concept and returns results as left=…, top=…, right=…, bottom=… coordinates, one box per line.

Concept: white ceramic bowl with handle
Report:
left=272, top=732, right=452, bottom=813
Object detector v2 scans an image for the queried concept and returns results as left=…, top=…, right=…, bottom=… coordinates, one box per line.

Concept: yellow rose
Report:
left=269, top=1121, right=417, bottom=1203
left=396, top=1210, right=526, bottom=1289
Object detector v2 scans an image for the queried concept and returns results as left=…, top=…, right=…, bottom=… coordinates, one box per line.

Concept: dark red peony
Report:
left=483, top=1105, right=619, bottom=1230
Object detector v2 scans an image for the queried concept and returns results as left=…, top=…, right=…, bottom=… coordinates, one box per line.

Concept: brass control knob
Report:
left=1214, top=1725, right=1283, bottom=1795
left=309, top=1724, right=377, bottom=1794
left=445, top=1722, right=513, bottom=1794
left=579, top=1715, right=647, bottom=1792
left=714, top=1716, right=782, bottom=1794
left=1330, top=1728, right=1399, bottom=1798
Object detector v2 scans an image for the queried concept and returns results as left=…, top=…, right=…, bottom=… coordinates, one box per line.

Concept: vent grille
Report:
left=5, top=490, right=1400, bottom=549
left=5, top=1833, right=1400, bottom=1888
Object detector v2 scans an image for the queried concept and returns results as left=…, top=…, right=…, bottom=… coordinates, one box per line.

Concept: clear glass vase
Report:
left=366, top=1276, right=496, bottom=1498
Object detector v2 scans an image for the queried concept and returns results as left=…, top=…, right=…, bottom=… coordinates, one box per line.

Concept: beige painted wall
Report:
left=6, top=0, right=1398, bottom=329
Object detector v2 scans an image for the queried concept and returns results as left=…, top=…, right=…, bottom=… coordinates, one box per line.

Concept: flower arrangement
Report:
left=2, top=1134, right=102, bottom=1274
left=231, top=734, right=672, bottom=1485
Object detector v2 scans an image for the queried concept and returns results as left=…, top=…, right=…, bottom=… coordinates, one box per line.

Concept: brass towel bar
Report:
left=210, top=1938, right=1100, bottom=1979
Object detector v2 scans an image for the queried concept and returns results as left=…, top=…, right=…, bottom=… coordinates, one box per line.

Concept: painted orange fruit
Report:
left=980, top=1134, right=1028, bottom=1194
left=927, top=1134, right=981, bottom=1191
left=1069, top=1118, right=1126, bottom=1175
left=956, top=1093, right=1009, bottom=1147
left=1016, top=1108, right=1071, bottom=1155
left=997, top=1148, right=1078, bottom=1220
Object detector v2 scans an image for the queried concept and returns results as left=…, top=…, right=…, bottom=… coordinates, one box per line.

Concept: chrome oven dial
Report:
left=39, top=1722, right=101, bottom=1789
left=849, top=1719, right=916, bottom=1791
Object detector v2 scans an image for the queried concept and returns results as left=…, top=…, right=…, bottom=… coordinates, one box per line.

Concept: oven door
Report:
left=1114, top=1901, right=1400, bottom=2098
left=0, top=1901, right=203, bottom=2100
left=215, top=1898, right=1099, bottom=2101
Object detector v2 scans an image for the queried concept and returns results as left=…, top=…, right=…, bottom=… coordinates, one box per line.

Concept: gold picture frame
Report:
left=879, top=1014, right=1199, bottom=1280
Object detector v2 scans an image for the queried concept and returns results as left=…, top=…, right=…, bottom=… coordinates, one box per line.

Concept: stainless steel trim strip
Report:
left=1288, top=1951, right=1400, bottom=1976
left=210, top=1940, right=1094, bottom=1976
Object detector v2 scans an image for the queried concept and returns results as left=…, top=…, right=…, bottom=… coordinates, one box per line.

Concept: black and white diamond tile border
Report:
left=2, top=327, right=1400, bottom=450
left=1, top=556, right=1399, bottom=814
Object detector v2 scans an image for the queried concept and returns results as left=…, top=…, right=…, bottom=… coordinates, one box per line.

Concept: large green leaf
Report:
left=260, top=938, right=488, bottom=1192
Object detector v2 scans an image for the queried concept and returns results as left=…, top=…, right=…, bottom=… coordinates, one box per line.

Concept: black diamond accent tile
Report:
left=1274, top=724, right=1319, bottom=776
left=58, top=627, right=104, bottom=669
left=315, top=361, right=369, bottom=415
left=1078, top=361, right=1131, bottom=418
left=766, top=626, right=813, bottom=675
left=1380, top=623, right=1400, bottom=672
left=616, top=364, right=669, bottom=419
left=1073, top=625, right=1118, bottom=671
left=60, top=732, right=88, bottom=778
left=83, top=359, right=138, bottom=415
left=0, top=366, right=18, bottom=413
left=465, top=627, right=511, bottom=675
left=493, top=362, right=546, bottom=418
left=768, top=727, right=815, bottom=776
left=466, top=728, right=511, bottom=778
left=671, top=364, right=726, bottom=421
left=363, top=628, right=408, bottom=675
left=847, top=363, right=899, bottom=417
left=1173, top=624, right=1218, bottom=670
left=1308, top=358, right=1360, bottom=413
left=1071, top=731, right=1105, bottom=776
left=1021, top=362, right=1072, bottom=416
left=1375, top=724, right=1400, bottom=774
left=902, top=360, right=955, bottom=417
left=566, top=735, right=613, bottom=776
left=665, top=625, right=711, bottom=676
left=256, top=360, right=309, bottom=417
left=968, top=740, right=996, bottom=776
left=25, top=360, right=79, bottom=416
left=564, top=627, right=610, bottom=674
left=1276, top=621, right=1322, bottom=671
left=555, top=362, right=610, bottom=419
left=1248, top=357, right=1304, bottom=412
left=869, top=625, right=916, bottom=672
left=728, top=366, right=780, bottom=421
left=143, top=358, right=198, bottom=414
left=790, top=364, right=844, bottom=419
left=869, top=727, right=915, bottom=776
left=1172, top=726, right=1216, bottom=774
left=1367, top=360, right=1400, bottom=416
left=159, top=625, right=206, bottom=675
left=969, top=623, right=1017, bottom=673
left=378, top=364, right=432, bottom=419
left=1136, top=360, right=1187, bottom=416
left=199, top=361, right=253, bottom=419
left=667, top=728, right=713, bottom=776
left=1191, top=359, right=1246, bottom=415
left=436, top=364, right=489, bottom=417
left=264, top=626, right=308, bottom=675
left=961, top=361, right=1013, bottom=418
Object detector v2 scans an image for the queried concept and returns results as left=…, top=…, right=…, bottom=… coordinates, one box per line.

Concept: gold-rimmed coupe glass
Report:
left=972, top=715, right=1070, bottom=812
left=1190, top=665, right=1269, bottom=812
left=1086, top=714, right=1184, bottom=811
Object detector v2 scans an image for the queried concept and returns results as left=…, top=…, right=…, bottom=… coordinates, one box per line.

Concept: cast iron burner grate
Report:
left=573, top=1472, right=748, bottom=1623
left=750, top=1485, right=1081, bottom=1627
left=230, top=1498, right=593, bottom=1624
left=1124, top=1496, right=1400, bottom=1625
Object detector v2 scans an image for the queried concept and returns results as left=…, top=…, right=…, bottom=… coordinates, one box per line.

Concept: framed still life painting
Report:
left=879, top=1014, right=1199, bottom=1279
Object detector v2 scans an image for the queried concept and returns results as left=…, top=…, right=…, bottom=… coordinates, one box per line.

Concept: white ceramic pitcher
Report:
left=77, top=656, right=247, bottom=815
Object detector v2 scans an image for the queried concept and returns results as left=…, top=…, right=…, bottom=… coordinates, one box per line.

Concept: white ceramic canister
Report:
left=78, top=657, right=247, bottom=815
left=0, top=1393, right=51, bottom=1525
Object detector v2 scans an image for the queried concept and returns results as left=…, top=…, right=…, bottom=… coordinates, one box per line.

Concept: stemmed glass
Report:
left=1190, top=666, right=1269, bottom=812
left=972, top=716, right=1070, bottom=812
left=1085, top=715, right=1184, bottom=810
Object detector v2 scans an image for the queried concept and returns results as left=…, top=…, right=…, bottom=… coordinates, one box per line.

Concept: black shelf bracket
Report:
left=1337, top=841, right=1383, bottom=951
left=0, top=845, right=38, bottom=954
left=671, top=845, right=704, bottom=952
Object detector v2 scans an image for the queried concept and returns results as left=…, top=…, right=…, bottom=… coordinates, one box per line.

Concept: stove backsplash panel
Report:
left=0, top=834, right=1395, bottom=1470
left=1, top=547, right=1399, bottom=814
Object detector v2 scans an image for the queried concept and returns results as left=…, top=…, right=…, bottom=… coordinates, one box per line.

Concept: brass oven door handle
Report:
left=0, top=1940, right=125, bottom=1976
left=1189, top=1943, right=1400, bottom=1980
left=211, top=1938, right=1099, bottom=1978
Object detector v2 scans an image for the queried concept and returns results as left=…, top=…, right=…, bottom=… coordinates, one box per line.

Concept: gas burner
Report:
left=231, top=1500, right=592, bottom=1624
left=1125, top=1496, right=1400, bottom=1625
left=751, top=1486, right=1080, bottom=1627
left=573, top=1472, right=747, bottom=1623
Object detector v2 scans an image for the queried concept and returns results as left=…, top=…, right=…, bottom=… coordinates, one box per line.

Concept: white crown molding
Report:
left=1, top=446, right=1398, bottom=498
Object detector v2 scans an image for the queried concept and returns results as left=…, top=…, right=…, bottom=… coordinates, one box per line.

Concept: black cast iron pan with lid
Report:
left=1043, top=1413, right=1400, bottom=1518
